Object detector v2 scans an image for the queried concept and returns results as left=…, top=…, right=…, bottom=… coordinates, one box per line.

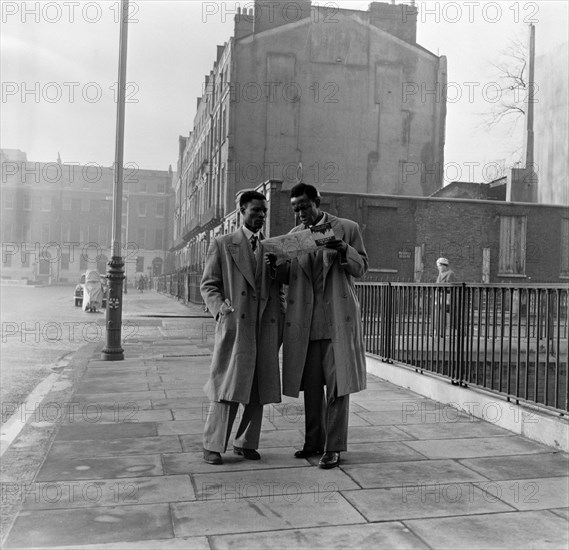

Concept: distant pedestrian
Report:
left=436, top=257, right=456, bottom=284
left=200, top=190, right=284, bottom=465
left=435, top=257, right=457, bottom=335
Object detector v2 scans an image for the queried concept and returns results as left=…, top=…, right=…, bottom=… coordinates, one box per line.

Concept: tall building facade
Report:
left=172, top=0, right=447, bottom=271
left=1, top=149, right=174, bottom=284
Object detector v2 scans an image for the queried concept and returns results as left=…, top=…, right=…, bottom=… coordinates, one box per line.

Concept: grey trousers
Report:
left=202, top=371, right=263, bottom=453
left=301, top=340, right=350, bottom=453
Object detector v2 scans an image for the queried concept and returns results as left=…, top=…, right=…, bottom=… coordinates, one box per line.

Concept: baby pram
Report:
left=82, top=269, right=103, bottom=312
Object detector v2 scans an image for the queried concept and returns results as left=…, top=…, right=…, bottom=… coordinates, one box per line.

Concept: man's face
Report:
left=291, top=193, right=320, bottom=226
left=437, top=263, right=448, bottom=272
left=241, top=199, right=267, bottom=232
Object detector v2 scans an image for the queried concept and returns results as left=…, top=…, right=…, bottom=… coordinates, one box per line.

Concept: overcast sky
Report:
left=2, top=0, right=568, bottom=184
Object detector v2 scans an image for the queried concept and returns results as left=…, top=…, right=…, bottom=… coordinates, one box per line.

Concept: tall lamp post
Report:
left=102, top=0, right=129, bottom=361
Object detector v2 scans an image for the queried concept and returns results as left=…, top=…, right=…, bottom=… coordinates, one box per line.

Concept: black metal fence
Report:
left=155, top=271, right=203, bottom=306
left=356, top=283, right=568, bottom=413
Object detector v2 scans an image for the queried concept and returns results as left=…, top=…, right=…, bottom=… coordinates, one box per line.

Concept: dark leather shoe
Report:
left=294, top=449, right=322, bottom=459
left=233, top=446, right=261, bottom=460
left=203, top=449, right=222, bottom=465
left=318, top=452, right=340, bottom=469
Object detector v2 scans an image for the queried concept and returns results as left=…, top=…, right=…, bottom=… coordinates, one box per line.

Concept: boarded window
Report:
left=561, top=218, right=569, bottom=277
left=498, top=215, right=526, bottom=276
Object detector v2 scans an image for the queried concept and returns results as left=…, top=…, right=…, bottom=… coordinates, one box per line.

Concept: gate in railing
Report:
left=356, top=283, right=568, bottom=413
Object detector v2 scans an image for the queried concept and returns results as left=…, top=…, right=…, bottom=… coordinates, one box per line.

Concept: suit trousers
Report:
left=301, top=339, right=349, bottom=452
left=203, top=369, right=263, bottom=453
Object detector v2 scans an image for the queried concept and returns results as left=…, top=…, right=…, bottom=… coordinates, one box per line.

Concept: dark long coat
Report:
left=281, top=214, right=368, bottom=398
left=200, top=229, right=283, bottom=405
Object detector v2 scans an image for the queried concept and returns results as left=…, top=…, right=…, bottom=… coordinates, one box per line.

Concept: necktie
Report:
left=250, top=234, right=258, bottom=252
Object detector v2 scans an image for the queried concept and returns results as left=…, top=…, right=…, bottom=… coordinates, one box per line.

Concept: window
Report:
left=561, top=218, right=569, bottom=278
left=63, top=197, right=72, bottom=211
left=4, top=193, right=14, bottom=209
left=81, top=199, right=89, bottom=212
left=42, top=224, right=50, bottom=242
left=41, top=196, right=52, bottom=212
left=156, top=201, right=165, bottom=218
left=3, top=224, right=13, bottom=241
left=137, top=228, right=146, bottom=248
left=155, top=228, right=163, bottom=249
left=139, top=181, right=147, bottom=192
left=498, top=215, right=527, bottom=276
left=138, top=201, right=147, bottom=217
left=157, top=181, right=165, bottom=193
left=22, top=255, right=29, bottom=268
left=22, top=223, right=31, bottom=242
left=23, top=193, right=32, bottom=211
left=61, top=254, right=70, bottom=270
left=62, top=222, right=71, bottom=241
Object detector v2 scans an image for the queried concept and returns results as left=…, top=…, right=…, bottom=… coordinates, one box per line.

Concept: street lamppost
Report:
left=102, top=0, right=129, bottom=361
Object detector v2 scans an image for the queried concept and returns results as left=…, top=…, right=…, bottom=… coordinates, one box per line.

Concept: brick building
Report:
left=172, top=0, right=447, bottom=273
left=0, top=149, right=175, bottom=284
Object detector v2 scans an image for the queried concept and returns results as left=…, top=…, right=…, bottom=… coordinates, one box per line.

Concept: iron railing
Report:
left=356, top=283, right=568, bottom=413
left=155, top=271, right=203, bottom=306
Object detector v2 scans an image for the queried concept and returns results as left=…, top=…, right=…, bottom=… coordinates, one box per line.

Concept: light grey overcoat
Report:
left=281, top=214, right=368, bottom=398
left=200, top=229, right=284, bottom=405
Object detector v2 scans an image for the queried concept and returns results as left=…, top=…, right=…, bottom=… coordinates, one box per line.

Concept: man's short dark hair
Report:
left=290, top=183, right=319, bottom=202
left=239, top=190, right=266, bottom=208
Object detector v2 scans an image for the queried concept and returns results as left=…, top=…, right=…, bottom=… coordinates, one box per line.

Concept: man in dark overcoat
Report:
left=200, top=191, right=284, bottom=465
left=272, top=183, right=368, bottom=469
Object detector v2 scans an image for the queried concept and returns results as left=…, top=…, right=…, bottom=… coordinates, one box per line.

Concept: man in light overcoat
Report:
left=271, top=183, right=368, bottom=469
left=200, top=191, right=284, bottom=465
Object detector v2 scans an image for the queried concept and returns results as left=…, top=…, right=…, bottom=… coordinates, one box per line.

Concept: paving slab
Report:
left=347, top=425, right=414, bottom=443
left=342, top=483, right=514, bottom=521
left=342, top=459, right=489, bottom=489
left=21, top=474, right=195, bottom=510
left=58, top=408, right=173, bottom=424
left=268, top=412, right=371, bottom=430
left=171, top=493, right=366, bottom=537
left=163, top=446, right=307, bottom=475
left=395, top=420, right=512, bottom=439
left=329, top=442, right=428, bottom=465
left=156, top=420, right=205, bottom=436
left=354, top=408, right=476, bottom=426
left=210, top=522, right=429, bottom=549
left=192, top=465, right=359, bottom=501
left=56, top=421, right=158, bottom=440
left=32, top=537, right=209, bottom=550
left=36, top=454, right=164, bottom=481
left=351, top=399, right=428, bottom=412
left=473, top=477, right=569, bottom=511
left=47, top=435, right=182, bottom=459
left=551, top=507, right=569, bottom=520
left=3, top=504, right=174, bottom=548
left=460, top=453, right=569, bottom=480
left=71, top=390, right=167, bottom=403
left=403, top=510, right=569, bottom=549
left=405, top=435, right=550, bottom=459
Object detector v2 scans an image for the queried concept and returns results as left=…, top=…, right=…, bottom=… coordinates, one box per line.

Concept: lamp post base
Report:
left=102, top=255, right=125, bottom=361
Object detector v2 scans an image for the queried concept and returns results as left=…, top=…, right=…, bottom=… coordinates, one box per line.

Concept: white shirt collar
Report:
left=242, top=226, right=262, bottom=240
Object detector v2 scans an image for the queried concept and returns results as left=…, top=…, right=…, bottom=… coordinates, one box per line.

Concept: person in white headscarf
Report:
left=82, top=270, right=103, bottom=312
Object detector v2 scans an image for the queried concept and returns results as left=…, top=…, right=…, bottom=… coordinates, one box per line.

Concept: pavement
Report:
left=1, top=290, right=568, bottom=549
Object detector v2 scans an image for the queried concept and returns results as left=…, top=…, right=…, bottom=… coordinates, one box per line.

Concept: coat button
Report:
left=241, top=314, right=245, bottom=319
left=241, top=291, right=246, bottom=295
left=346, top=316, right=351, bottom=321
left=342, top=293, right=347, bottom=298
left=293, top=275, right=298, bottom=280
left=289, top=299, right=294, bottom=304
left=271, top=319, right=276, bottom=323
left=286, top=322, right=291, bottom=327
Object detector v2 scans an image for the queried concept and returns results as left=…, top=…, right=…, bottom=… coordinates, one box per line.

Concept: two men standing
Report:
left=200, top=184, right=368, bottom=469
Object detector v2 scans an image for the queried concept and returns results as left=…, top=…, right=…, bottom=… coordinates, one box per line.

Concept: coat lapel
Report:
left=229, top=230, right=256, bottom=290
left=323, top=215, right=345, bottom=282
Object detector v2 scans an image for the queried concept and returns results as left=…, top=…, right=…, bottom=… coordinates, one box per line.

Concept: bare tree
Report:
left=481, top=32, right=530, bottom=166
